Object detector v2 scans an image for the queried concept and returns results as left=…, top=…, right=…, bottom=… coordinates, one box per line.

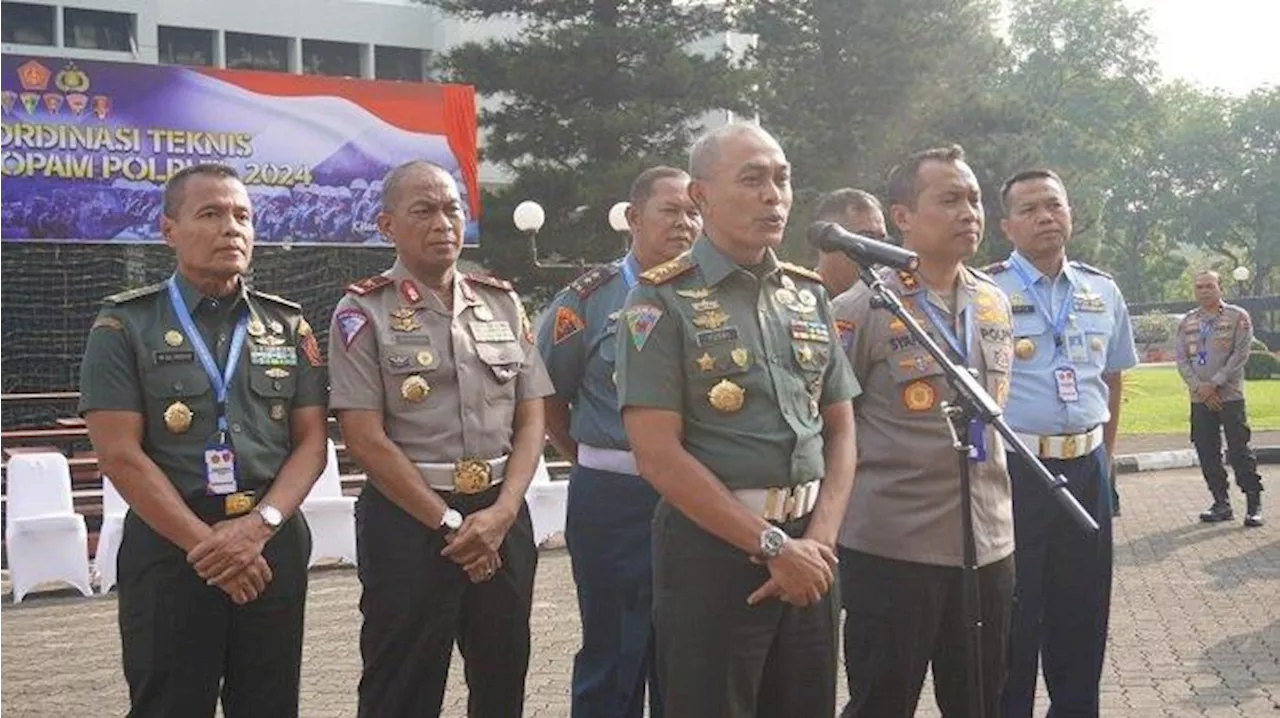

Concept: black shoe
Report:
left=1200, top=501, right=1234, bottom=523
left=1244, top=494, right=1264, bottom=528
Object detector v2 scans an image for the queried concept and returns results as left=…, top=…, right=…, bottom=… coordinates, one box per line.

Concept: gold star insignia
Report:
left=697, top=352, right=716, bottom=372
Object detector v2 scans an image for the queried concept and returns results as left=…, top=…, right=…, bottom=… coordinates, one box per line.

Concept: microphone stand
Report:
left=855, top=263, right=1099, bottom=718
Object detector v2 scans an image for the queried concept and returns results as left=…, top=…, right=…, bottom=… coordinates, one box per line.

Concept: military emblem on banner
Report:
left=19, top=92, right=39, bottom=115
left=42, top=93, right=63, bottom=114
left=65, top=93, right=88, bottom=116
left=0, top=91, right=15, bottom=115
left=91, top=95, right=110, bottom=119
left=17, top=60, right=51, bottom=91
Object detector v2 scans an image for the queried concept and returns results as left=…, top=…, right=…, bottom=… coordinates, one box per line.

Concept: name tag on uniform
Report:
left=1055, top=366, right=1080, bottom=402
left=250, top=345, right=297, bottom=366
left=470, top=320, right=516, bottom=343
left=696, top=327, right=740, bottom=346
left=204, top=443, right=238, bottom=496
left=1066, top=331, right=1089, bottom=363
left=153, top=350, right=195, bottom=364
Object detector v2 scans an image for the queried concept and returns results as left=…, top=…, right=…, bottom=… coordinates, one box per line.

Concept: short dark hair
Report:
left=1000, top=168, right=1065, bottom=213
left=630, top=166, right=689, bottom=209
left=814, top=188, right=883, bottom=222
left=885, top=144, right=967, bottom=209
left=381, top=159, right=453, bottom=213
left=163, top=163, right=240, bottom=219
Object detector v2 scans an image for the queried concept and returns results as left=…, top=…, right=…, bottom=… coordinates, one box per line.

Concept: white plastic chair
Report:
left=525, top=456, right=567, bottom=546
left=5, top=452, right=93, bottom=602
left=93, top=476, right=128, bottom=594
left=301, top=440, right=357, bottom=567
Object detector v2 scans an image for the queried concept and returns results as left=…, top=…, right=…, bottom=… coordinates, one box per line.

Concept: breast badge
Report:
left=401, top=375, right=430, bottom=403
left=163, top=401, right=193, bottom=433
left=1015, top=338, right=1036, bottom=360
left=708, top=379, right=745, bottom=413
left=902, top=380, right=937, bottom=412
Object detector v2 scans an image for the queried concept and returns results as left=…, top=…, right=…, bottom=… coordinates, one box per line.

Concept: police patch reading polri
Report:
left=336, top=309, right=370, bottom=349
left=625, top=304, right=664, bottom=352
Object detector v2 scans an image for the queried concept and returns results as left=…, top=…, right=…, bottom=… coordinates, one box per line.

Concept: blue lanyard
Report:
left=620, top=254, right=640, bottom=290
left=1009, top=259, right=1073, bottom=353
left=1198, top=313, right=1217, bottom=356
left=917, top=297, right=969, bottom=363
left=165, top=277, right=249, bottom=433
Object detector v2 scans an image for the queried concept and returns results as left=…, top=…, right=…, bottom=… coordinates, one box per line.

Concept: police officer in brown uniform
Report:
left=328, top=160, right=554, bottom=717
left=1176, top=270, right=1265, bottom=527
left=618, top=123, right=860, bottom=718
left=831, top=145, right=1016, bottom=717
left=80, top=163, right=329, bottom=718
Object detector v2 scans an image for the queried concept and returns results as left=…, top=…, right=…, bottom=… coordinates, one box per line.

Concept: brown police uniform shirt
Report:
left=1175, top=302, right=1254, bottom=403
left=830, top=266, right=1015, bottom=567
left=327, top=260, right=554, bottom=463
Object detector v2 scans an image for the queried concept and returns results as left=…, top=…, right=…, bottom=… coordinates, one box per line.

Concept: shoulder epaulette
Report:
left=569, top=263, right=620, bottom=299
left=981, top=260, right=1010, bottom=275
left=250, top=289, right=301, bottom=310
left=1069, top=260, right=1112, bottom=279
left=345, top=275, right=393, bottom=296
left=968, top=266, right=998, bottom=285
left=780, top=261, right=823, bottom=283
left=465, top=272, right=514, bottom=292
left=104, top=282, right=164, bottom=305
left=641, top=252, right=695, bottom=284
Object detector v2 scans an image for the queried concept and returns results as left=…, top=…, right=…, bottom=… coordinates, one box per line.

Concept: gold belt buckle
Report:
left=1061, top=434, right=1079, bottom=459
left=224, top=491, right=255, bottom=516
left=453, top=459, right=492, bottom=495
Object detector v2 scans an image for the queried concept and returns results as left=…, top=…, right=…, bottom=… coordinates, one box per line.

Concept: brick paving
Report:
left=2, top=465, right=1277, bottom=717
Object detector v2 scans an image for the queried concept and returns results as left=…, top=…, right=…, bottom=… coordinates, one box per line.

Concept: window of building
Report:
left=2, top=2, right=55, bottom=46
left=302, top=39, right=361, bottom=78
left=63, top=8, right=134, bottom=52
left=158, top=26, right=214, bottom=67
left=376, top=45, right=425, bottom=82
left=225, top=32, right=289, bottom=72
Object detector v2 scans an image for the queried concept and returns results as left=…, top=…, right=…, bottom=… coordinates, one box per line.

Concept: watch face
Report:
left=762, top=526, right=787, bottom=557
left=443, top=510, right=463, bottom=531
left=259, top=505, right=283, bottom=527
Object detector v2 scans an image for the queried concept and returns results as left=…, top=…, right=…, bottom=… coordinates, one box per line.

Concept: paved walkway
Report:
left=3, top=466, right=1277, bottom=717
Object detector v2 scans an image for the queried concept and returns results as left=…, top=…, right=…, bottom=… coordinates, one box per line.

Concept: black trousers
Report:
left=1191, top=400, right=1264, bottom=497
left=652, top=501, right=838, bottom=718
left=355, top=483, right=538, bottom=718
left=117, top=511, right=311, bottom=718
left=840, top=549, right=1015, bottom=718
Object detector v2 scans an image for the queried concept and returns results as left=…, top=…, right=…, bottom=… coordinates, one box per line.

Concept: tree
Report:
left=733, top=0, right=1006, bottom=259
left=433, top=0, right=751, bottom=293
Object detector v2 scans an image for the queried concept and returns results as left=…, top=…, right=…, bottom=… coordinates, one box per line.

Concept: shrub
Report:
left=1244, top=351, right=1278, bottom=381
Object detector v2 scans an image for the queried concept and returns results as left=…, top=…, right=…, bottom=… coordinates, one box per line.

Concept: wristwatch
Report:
left=255, top=504, right=284, bottom=531
left=759, top=525, right=789, bottom=559
left=440, top=508, right=464, bottom=532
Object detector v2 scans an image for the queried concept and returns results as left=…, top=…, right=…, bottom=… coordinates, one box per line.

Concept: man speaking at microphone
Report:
left=830, top=145, right=1015, bottom=717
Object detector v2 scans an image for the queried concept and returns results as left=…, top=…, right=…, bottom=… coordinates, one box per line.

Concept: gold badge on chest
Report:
left=708, top=379, right=745, bottom=413
left=731, top=347, right=749, bottom=368
left=401, top=375, right=430, bottom=402
left=390, top=307, right=422, bottom=333
left=692, top=309, right=730, bottom=330
left=1015, top=338, right=1036, bottom=360
left=163, top=401, right=193, bottom=433
left=163, top=330, right=184, bottom=347
left=416, top=350, right=435, bottom=367
left=901, top=380, right=937, bottom=412
left=696, top=352, right=716, bottom=372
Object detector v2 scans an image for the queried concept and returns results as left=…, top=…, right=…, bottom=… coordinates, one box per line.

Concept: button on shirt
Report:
left=536, top=256, right=638, bottom=450
left=991, top=252, right=1138, bottom=436
left=327, top=261, right=554, bottom=463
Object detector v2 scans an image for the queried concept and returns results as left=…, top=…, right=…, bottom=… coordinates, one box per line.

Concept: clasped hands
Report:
left=187, top=515, right=273, bottom=605
left=747, top=536, right=838, bottom=608
left=441, top=506, right=514, bottom=584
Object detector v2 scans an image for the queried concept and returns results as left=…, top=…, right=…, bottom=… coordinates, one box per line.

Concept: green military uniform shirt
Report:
left=616, top=236, right=860, bottom=490
left=1175, top=303, right=1254, bottom=403
left=78, top=273, right=329, bottom=499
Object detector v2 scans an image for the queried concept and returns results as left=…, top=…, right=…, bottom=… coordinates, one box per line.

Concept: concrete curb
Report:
left=1113, top=445, right=1279, bottom=474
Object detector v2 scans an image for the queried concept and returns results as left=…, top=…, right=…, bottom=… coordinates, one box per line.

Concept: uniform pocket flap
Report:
left=249, top=368, right=298, bottom=398
left=475, top=341, right=524, bottom=367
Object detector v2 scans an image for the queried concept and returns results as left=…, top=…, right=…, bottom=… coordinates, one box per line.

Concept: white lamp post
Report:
left=1232, top=266, right=1251, bottom=296
left=514, top=200, right=586, bottom=270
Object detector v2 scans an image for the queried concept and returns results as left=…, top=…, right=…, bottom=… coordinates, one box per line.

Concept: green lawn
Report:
left=1119, top=365, right=1280, bottom=434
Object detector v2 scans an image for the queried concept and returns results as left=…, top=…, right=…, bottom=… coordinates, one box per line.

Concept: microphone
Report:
left=807, top=221, right=920, bottom=272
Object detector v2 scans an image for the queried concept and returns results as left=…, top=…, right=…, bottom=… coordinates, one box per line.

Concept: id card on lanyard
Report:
left=1197, top=316, right=1215, bottom=366
left=166, top=278, right=249, bottom=495
left=917, top=295, right=987, bottom=462
left=1010, top=261, right=1080, bottom=402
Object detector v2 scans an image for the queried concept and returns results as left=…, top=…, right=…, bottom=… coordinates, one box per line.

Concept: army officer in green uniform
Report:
left=80, top=163, right=329, bottom=718
left=618, top=123, right=860, bottom=718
